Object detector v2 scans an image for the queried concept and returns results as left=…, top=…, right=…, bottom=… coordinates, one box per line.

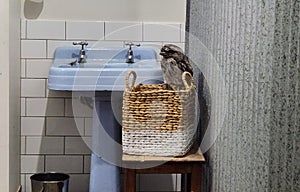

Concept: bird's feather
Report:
left=160, top=44, right=193, bottom=90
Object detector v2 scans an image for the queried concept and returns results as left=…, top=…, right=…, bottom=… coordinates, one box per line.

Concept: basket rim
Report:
left=124, top=86, right=194, bottom=94
left=125, top=70, right=195, bottom=92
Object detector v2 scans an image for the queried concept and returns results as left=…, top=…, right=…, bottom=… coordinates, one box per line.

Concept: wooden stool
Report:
left=122, top=145, right=205, bottom=192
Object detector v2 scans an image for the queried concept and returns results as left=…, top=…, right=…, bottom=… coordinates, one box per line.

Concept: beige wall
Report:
left=0, top=0, right=20, bottom=191
left=0, top=0, right=10, bottom=186
left=21, top=0, right=186, bottom=22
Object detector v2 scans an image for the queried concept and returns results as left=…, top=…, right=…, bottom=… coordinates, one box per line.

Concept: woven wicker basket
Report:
left=122, top=70, right=197, bottom=156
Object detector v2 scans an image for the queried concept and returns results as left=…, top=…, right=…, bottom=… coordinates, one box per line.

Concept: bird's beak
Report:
left=160, top=51, right=167, bottom=57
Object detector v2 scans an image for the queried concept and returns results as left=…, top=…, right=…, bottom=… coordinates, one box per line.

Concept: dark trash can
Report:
left=30, top=173, right=69, bottom=192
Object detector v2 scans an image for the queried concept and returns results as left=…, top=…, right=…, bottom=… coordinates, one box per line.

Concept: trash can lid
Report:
left=30, top=173, right=69, bottom=182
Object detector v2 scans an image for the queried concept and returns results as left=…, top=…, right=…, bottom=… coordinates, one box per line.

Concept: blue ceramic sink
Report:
left=48, top=47, right=163, bottom=91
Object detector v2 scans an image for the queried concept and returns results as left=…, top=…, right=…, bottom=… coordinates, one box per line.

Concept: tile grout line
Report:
left=24, top=136, right=27, bottom=155
left=44, top=154, right=46, bottom=172
left=25, top=20, right=27, bottom=39
left=142, top=22, right=144, bottom=41
left=63, top=136, right=66, bottom=155
left=179, top=24, right=182, bottom=43
left=24, top=98, right=27, bottom=117
left=103, top=21, right=106, bottom=40
left=44, top=115, right=47, bottom=136
left=64, top=21, right=67, bottom=40
left=24, top=59, right=27, bottom=78
left=44, top=78, right=47, bottom=98
left=45, top=39, right=48, bottom=59
left=63, top=98, right=66, bottom=117
left=82, top=155, right=85, bottom=173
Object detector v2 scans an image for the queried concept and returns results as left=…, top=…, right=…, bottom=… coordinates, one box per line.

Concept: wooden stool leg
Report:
left=124, top=169, right=136, bottom=192
left=191, top=164, right=202, bottom=192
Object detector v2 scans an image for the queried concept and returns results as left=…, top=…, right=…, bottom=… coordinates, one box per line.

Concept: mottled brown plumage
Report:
left=160, top=44, right=193, bottom=90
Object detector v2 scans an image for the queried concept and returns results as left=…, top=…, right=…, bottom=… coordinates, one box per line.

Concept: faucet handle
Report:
left=125, top=42, right=141, bottom=49
left=73, top=41, right=88, bottom=49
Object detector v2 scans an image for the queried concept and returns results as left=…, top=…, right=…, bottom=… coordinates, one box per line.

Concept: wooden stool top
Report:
left=122, top=144, right=205, bottom=192
left=122, top=144, right=205, bottom=163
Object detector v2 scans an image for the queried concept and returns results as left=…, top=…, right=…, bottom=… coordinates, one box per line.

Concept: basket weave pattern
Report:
left=122, top=71, right=196, bottom=156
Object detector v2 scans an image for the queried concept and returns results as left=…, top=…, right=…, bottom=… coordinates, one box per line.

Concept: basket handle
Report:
left=182, top=71, right=195, bottom=91
left=126, top=70, right=137, bottom=90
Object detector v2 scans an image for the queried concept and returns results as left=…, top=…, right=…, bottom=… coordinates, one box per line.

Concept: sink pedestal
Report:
left=89, top=93, right=123, bottom=192
left=90, top=153, right=120, bottom=192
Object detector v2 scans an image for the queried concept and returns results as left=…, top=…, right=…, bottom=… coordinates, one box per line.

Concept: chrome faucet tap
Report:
left=73, top=41, right=88, bottom=64
left=125, top=42, right=140, bottom=63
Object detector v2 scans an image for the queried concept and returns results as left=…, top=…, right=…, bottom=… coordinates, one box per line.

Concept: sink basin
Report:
left=48, top=47, right=163, bottom=91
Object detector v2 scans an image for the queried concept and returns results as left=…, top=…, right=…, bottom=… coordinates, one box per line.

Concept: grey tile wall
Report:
left=187, top=0, right=299, bottom=191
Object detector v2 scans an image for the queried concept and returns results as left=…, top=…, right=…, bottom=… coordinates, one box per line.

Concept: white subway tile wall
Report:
left=181, top=24, right=186, bottom=42
left=24, top=175, right=31, bottom=192
left=45, top=155, right=84, bottom=173
left=90, top=40, right=124, bottom=48
left=65, top=137, right=92, bottom=154
left=21, top=79, right=46, bottom=97
left=26, top=59, right=52, bottom=78
left=21, top=137, right=26, bottom=154
left=26, top=136, right=64, bottom=154
left=105, top=22, right=143, bottom=41
left=46, top=117, right=85, bottom=136
left=21, top=155, right=45, bottom=174
left=66, top=21, right=105, bottom=40
left=84, top=118, right=93, bottom=136
left=47, top=40, right=76, bottom=58
left=68, top=174, right=90, bottom=192
left=21, top=117, right=45, bottom=136
left=21, top=59, right=26, bottom=78
left=27, top=20, right=65, bottom=40
left=21, top=19, right=185, bottom=192
left=83, top=155, right=91, bottom=174
left=21, top=20, right=26, bottom=39
left=144, top=23, right=181, bottom=42
left=64, top=98, right=93, bottom=117
left=46, top=88, right=72, bottom=98
left=21, top=98, right=26, bottom=116
left=21, top=175, right=25, bottom=192
left=21, top=40, right=47, bottom=58
left=26, top=98, right=65, bottom=117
